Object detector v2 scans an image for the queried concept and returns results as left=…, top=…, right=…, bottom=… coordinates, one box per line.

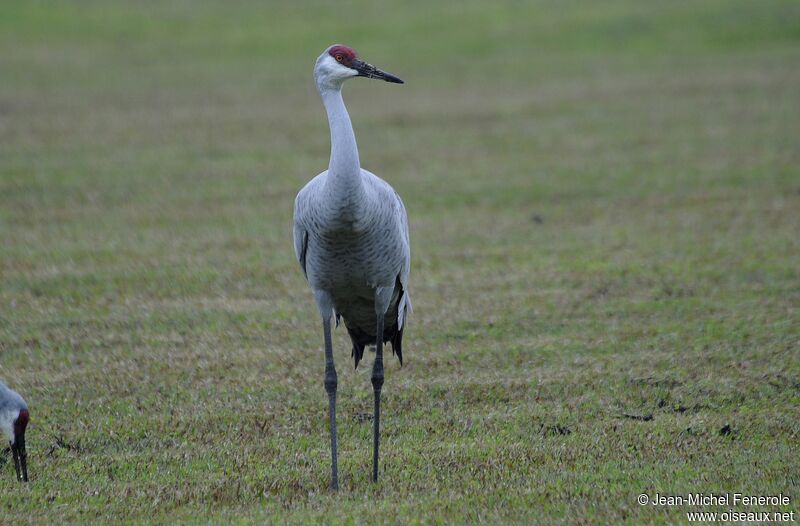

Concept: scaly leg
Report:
left=371, top=313, right=384, bottom=482
left=323, top=316, right=339, bottom=490
left=11, top=444, right=21, bottom=482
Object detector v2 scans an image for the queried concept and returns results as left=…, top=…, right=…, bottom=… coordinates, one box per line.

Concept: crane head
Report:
left=315, top=44, right=403, bottom=90
left=4, top=408, right=29, bottom=482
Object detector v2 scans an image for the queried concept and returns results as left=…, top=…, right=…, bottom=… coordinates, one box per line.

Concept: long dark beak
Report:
left=11, top=437, right=27, bottom=482
left=353, top=59, right=404, bottom=84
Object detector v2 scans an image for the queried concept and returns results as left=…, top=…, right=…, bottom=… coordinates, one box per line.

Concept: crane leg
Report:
left=323, top=316, right=339, bottom=490
left=371, top=313, right=385, bottom=483
left=11, top=445, right=22, bottom=482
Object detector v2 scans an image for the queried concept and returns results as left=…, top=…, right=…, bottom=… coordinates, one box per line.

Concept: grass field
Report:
left=2, top=0, right=799, bottom=523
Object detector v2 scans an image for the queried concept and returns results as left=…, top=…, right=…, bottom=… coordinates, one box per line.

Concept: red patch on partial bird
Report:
left=17, top=409, right=29, bottom=429
left=328, top=45, right=358, bottom=66
left=14, top=409, right=29, bottom=440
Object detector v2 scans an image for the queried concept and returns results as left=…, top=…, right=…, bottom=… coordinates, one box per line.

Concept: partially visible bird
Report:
left=293, top=44, right=411, bottom=489
left=1, top=381, right=29, bottom=482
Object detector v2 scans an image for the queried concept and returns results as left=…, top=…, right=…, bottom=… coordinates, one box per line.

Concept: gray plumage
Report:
left=293, top=47, right=411, bottom=367
left=1, top=380, right=29, bottom=482
left=294, top=168, right=411, bottom=366
left=0, top=381, right=27, bottom=415
left=292, top=44, right=410, bottom=489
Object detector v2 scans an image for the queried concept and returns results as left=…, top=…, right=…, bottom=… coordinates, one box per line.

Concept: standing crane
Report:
left=293, top=44, right=411, bottom=490
left=1, top=381, right=29, bottom=482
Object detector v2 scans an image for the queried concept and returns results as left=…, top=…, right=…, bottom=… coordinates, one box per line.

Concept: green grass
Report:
left=1, top=0, right=799, bottom=523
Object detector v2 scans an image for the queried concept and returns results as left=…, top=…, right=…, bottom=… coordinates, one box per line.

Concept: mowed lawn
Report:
left=1, top=0, right=799, bottom=523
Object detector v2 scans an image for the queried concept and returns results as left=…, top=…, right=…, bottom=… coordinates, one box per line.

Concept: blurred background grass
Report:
left=1, top=0, right=799, bottom=523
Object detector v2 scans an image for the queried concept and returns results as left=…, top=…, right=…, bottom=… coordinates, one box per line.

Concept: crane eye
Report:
left=335, top=54, right=343, bottom=62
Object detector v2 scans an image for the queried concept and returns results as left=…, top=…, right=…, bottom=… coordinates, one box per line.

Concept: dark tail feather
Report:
left=390, top=274, right=405, bottom=366
left=391, top=325, right=404, bottom=366
left=346, top=274, right=406, bottom=368
left=352, top=342, right=366, bottom=369
left=347, top=326, right=402, bottom=368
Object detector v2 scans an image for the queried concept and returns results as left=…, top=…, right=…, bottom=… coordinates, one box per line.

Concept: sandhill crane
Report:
left=1, top=381, right=29, bottom=482
left=293, top=44, right=411, bottom=489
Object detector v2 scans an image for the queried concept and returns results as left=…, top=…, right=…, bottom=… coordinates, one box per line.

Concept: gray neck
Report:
left=320, top=86, right=364, bottom=213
